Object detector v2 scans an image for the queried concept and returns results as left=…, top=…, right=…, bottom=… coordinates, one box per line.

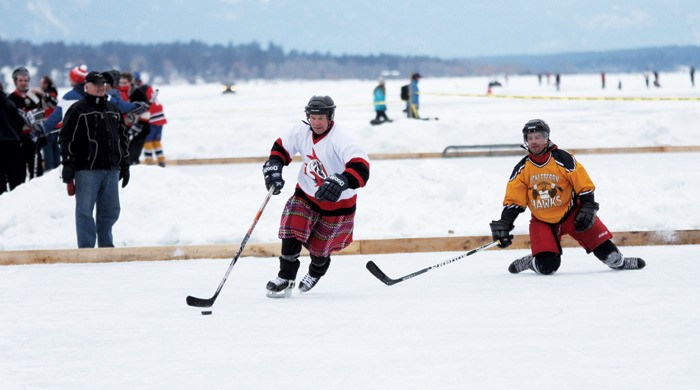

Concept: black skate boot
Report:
left=298, top=274, right=320, bottom=293
left=508, top=254, right=534, bottom=274
left=299, top=255, right=330, bottom=293
left=612, top=257, right=646, bottom=270
left=266, top=257, right=300, bottom=298
left=266, top=277, right=295, bottom=298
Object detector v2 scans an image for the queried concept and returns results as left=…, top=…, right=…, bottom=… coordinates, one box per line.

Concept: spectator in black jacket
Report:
left=0, top=84, right=26, bottom=194
left=59, top=71, right=130, bottom=248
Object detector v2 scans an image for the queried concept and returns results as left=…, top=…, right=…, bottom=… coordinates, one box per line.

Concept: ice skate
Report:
left=612, top=257, right=646, bottom=271
left=508, top=254, right=534, bottom=274
left=298, top=273, right=320, bottom=293
left=266, top=277, right=295, bottom=298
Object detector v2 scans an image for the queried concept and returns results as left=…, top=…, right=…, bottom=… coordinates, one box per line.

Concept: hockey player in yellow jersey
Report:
left=489, top=119, right=646, bottom=274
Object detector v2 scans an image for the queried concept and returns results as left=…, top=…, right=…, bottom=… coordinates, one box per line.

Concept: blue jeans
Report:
left=42, top=133, right=61, bottom=171
left=74, top=169, right=121, bottom=248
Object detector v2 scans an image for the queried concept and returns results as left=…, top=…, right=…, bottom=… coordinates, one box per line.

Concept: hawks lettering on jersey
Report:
left=503, top=146, right=594, bottom=224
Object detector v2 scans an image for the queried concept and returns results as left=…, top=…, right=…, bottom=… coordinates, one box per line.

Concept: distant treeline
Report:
left=1, top=39, right=698, bottom=86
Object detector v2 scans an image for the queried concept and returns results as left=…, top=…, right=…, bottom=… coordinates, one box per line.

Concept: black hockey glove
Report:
left=131, top=101, right=149, bottom=116
left=263, top=159, right=284, bottom=195
left=128, top=122, right=144, bottom=137
left=120, top=165, right=130, bottom=188
left=574, top=202, right=599, bottom=232
left=30, top=123, right=46, bottom=144
left=315, top=174, right=349, bottom=202
left=61, top=164, right=75, bottom=184
left=489, top=220, right=514, bottom=248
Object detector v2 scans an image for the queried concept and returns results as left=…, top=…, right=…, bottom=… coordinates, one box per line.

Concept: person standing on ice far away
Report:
left=59, top=71, right=130, bottom=248
left=407, top=73, right=421, bottom=118
left=489, top=119, right=646, bottom=275
left=262, top=95, right=370, bottom=298
left=372, top=78, right=391, bottom=123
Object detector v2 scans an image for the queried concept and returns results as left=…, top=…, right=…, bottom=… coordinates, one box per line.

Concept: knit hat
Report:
left=69, top=65, right=88, bottom=84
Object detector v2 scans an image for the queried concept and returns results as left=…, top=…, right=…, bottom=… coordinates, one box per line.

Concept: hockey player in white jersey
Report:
left=263, top=95, right=370, bottom=298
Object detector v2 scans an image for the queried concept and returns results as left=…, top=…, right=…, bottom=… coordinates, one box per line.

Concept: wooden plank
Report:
left=1, top=230, right=698, bottom=266
left=167, top=146, right=700, bottom=166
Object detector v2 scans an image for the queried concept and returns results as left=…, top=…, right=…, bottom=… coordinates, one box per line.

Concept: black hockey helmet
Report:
left=305, top=95, right=336, bottom=121
left=522, top=119, right=550, bottom=143
left=104, top=69, right=121, bottom=88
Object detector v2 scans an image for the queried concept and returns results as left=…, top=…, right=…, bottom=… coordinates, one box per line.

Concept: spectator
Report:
left=103, top=70, right=149, bottom=115
left=653, top=71, right=660, bottom=87
left=43, top=65, right=88, bottom=153
left=601, top=72, right=606, bottom=89
left=39, top=75, right=61, bottom=170
left=489, top=119, right=646, bottom=275
left=1, top=81, right=26, bottom=194
left=371, top=78, right=391, bottom=124
left=555, top=73, right=561, bottom=91
left=140, top=77, right=167, bottom=167
left=59, top=71, right=130, bottom=248
left=262, top=95, right=370, bottom=298
left=407, top=73, right=421, bottom=119
left=125, top=71, right=153, bottom=165
left=8, top=67, right=45, bottom=179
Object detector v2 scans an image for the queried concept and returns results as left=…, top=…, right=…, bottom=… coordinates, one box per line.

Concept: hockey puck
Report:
left=201, top=310, right=212, bottom=315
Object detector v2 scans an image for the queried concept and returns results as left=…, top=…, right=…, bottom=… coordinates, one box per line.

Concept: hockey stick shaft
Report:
left=186, top=186, right=275, bottom=308
left=366, top=240, right=499, bottom=286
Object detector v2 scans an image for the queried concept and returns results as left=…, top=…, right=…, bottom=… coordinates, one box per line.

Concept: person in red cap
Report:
left=43, top=65, right=88, bottom=144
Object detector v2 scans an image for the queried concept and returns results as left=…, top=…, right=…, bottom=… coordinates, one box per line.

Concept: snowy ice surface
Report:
left=1, top=72, right=699, bottom=389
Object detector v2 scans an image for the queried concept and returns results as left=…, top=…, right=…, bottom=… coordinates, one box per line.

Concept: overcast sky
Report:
left=2, top=0, right=700, bottom=58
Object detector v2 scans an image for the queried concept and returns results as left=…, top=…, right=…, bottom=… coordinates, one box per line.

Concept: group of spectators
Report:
left=1, top=65, right=168, bottom=248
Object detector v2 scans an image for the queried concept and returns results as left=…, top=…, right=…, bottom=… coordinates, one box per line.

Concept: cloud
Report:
left=577, top=9, right=652, bottom=31
left=26, top=0, right=71, bottom=37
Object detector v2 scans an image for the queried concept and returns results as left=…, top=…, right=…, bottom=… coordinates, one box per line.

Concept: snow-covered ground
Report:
left=1, top=72, right=699, bottom=389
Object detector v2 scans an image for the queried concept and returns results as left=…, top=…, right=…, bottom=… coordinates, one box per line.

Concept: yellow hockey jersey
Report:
left=503, top=146, right=595, bottom=224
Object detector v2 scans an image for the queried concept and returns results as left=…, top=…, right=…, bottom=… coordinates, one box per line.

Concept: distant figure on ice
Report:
left=370, top=78, right=391, bottom=125
left=555, top=73, right=561, bottom=91
left=643, top=71, right=650, bottom=88
left=653, top=71, right=660, bottom=87
left=691, top=67, right=695, bottom=87
left=489, top=119, right=646, bottom=275
left=262, top=95, right=370, bottom=298
left=406, top=73, right=421, bottom=119
left=601, top=72, right=606, bottom=89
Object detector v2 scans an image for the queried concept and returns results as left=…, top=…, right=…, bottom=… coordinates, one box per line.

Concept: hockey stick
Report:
left=366, top=240, right=499, bottom=286
left=186, top=186, right=275, bottom=308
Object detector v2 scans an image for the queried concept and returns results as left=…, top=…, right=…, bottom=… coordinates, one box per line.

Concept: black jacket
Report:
left=0, top=91, right=23, bottom=142
left=59, top=93, right=129, bottom=171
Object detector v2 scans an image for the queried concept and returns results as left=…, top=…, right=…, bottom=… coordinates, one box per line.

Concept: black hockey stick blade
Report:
left=186, top=294, right=217, bottom=308
left=366, top=261, right=397, bottom=285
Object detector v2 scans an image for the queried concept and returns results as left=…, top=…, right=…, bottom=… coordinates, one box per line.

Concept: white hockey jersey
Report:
left=270, top=121, right=370, bottom=214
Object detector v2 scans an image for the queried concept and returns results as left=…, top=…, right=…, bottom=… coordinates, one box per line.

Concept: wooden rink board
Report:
left=1, top=230, right=698, bottom=266
left=167, top=145, right=700, bottom=166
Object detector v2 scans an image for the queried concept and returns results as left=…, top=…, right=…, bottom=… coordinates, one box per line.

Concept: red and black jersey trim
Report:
left=294, top=187, right=357, bottom=216
left=344, top=158, right=370, bottom=189
left=269, top=138, right=292, bottom=165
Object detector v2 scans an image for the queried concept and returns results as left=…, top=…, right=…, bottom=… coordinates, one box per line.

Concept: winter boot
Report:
left=508, top=254, right=534, bottom=274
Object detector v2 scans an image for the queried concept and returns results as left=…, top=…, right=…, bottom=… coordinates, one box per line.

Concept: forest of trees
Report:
left=1, top=39, right=698, bottom=86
